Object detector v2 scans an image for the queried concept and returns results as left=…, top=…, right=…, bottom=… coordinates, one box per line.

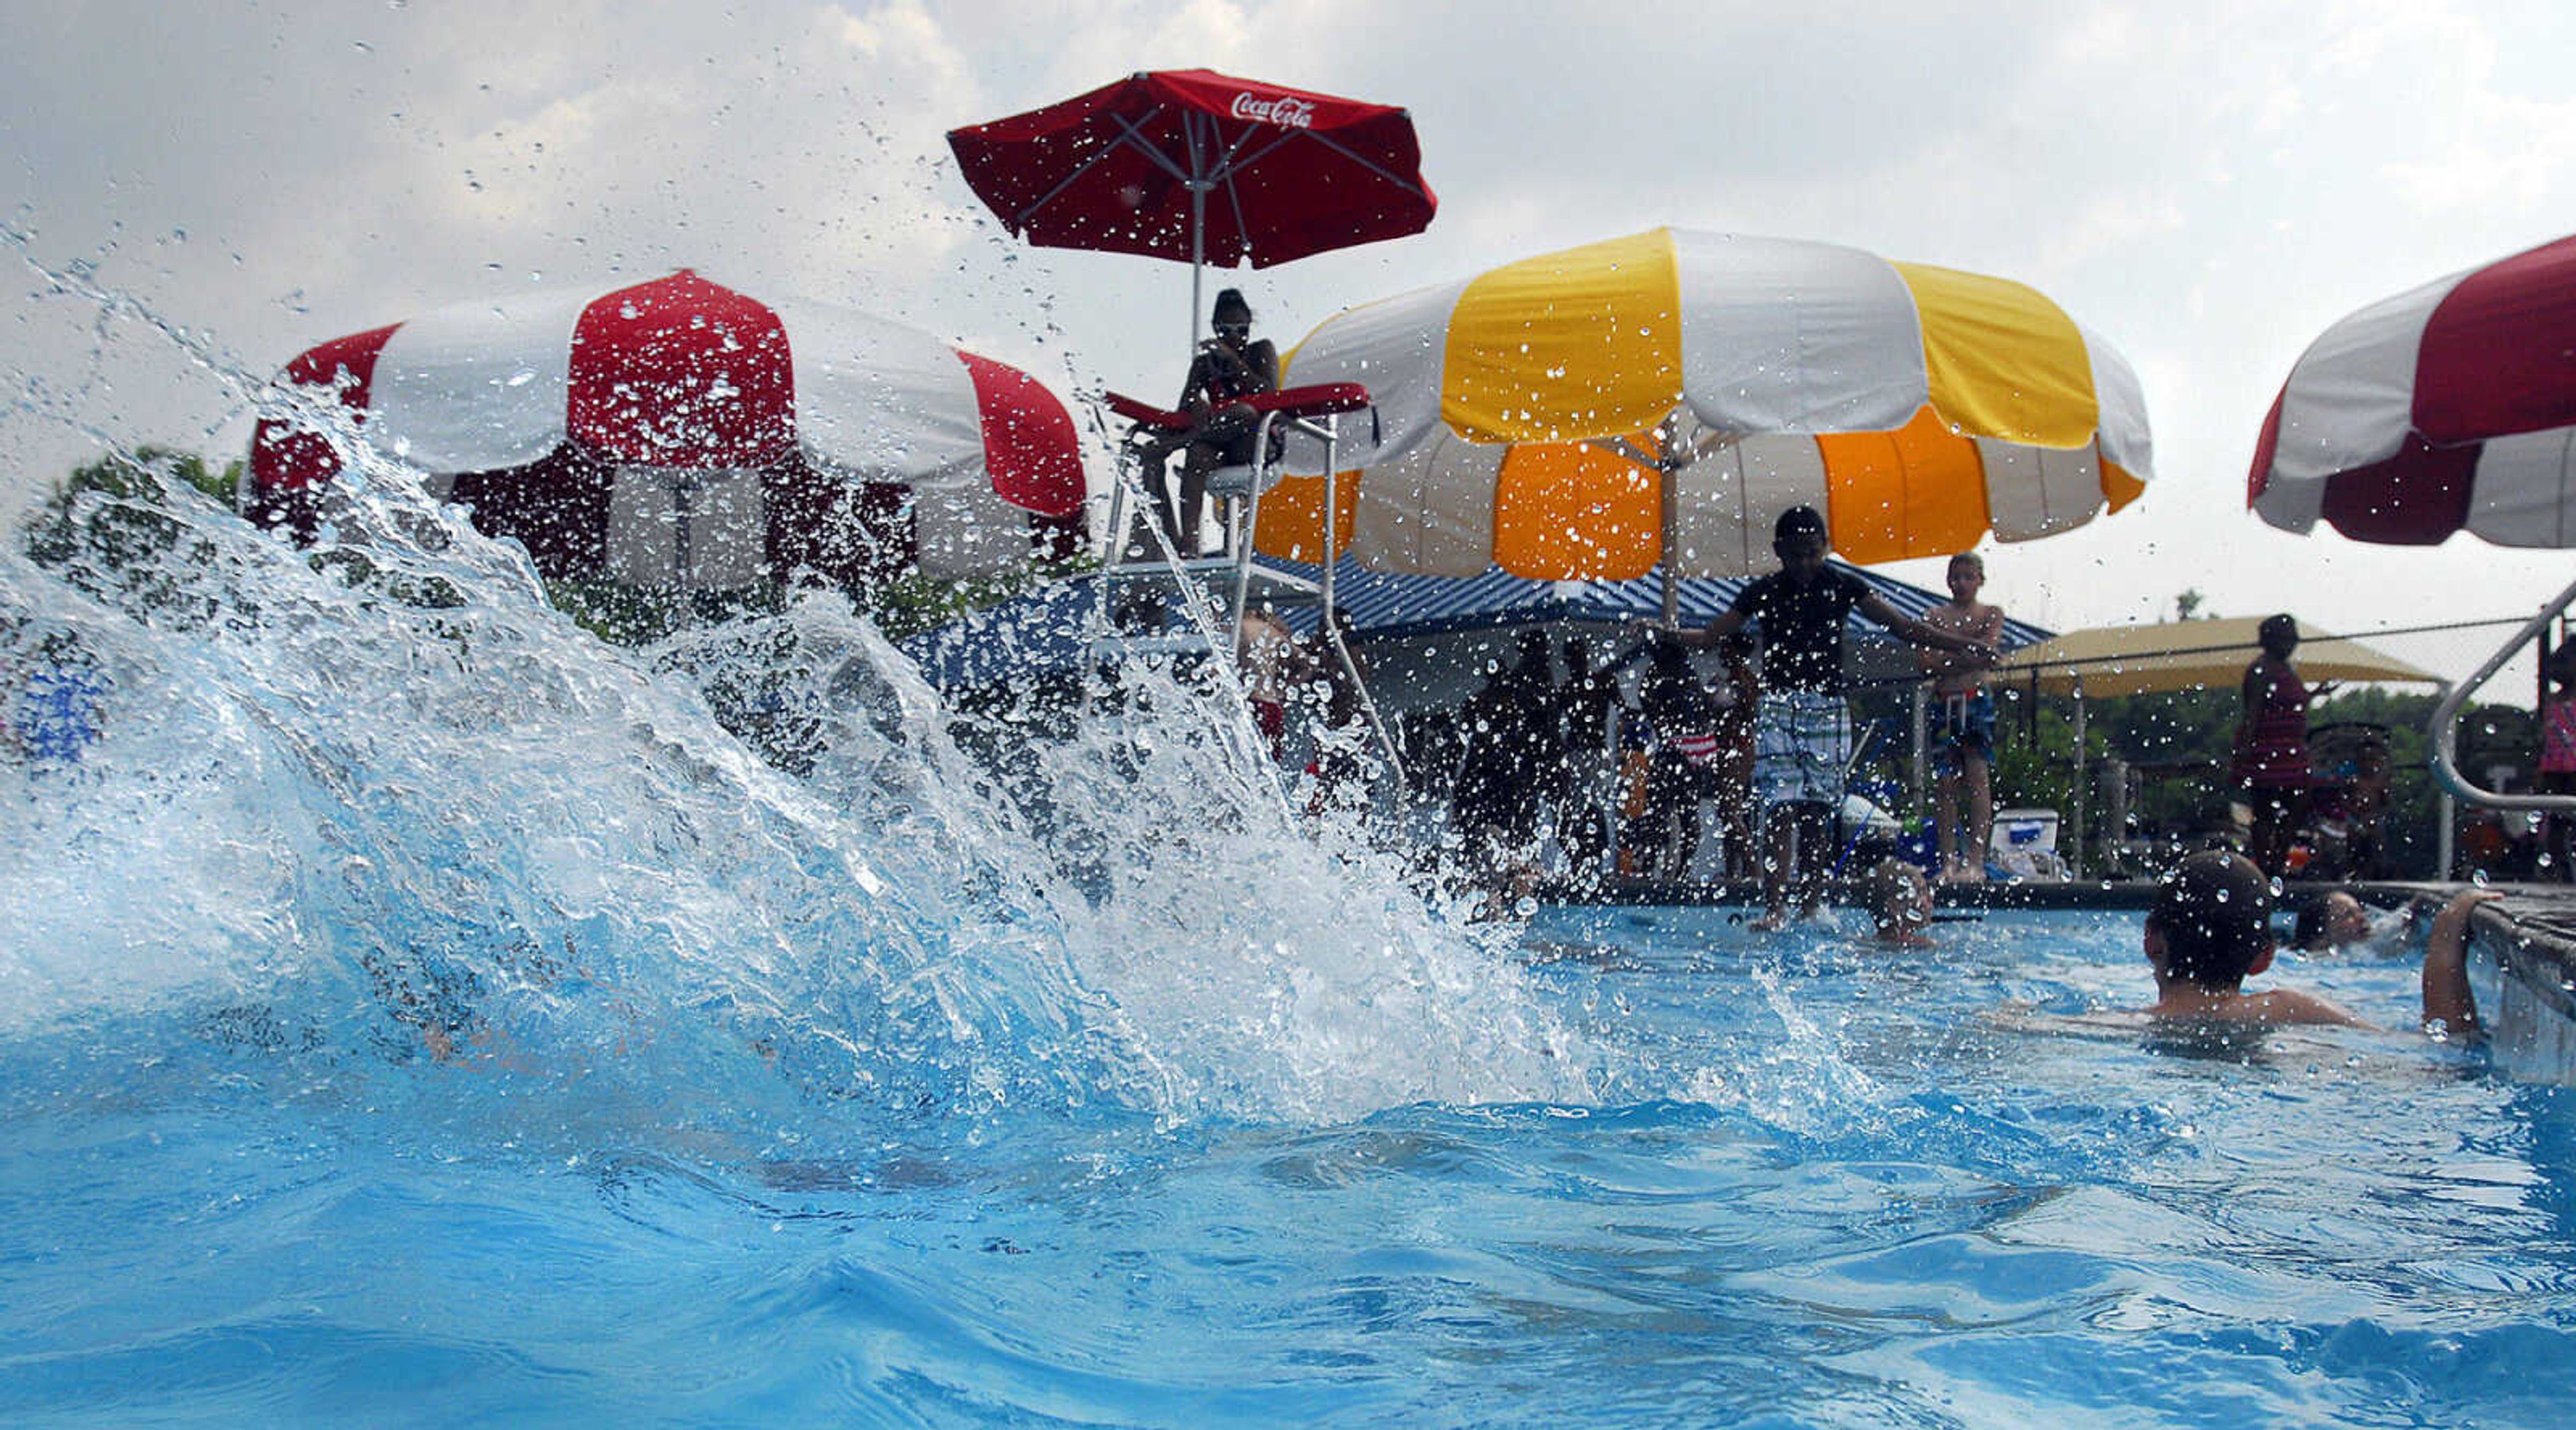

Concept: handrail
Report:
left=1231, top=405, right=1409, bottom=798
left=2429, top=570, right=2576, bottom=812
left=1089, top=387, right=1409, bottom=808
left=1102, top=382, right=1375, bottom=432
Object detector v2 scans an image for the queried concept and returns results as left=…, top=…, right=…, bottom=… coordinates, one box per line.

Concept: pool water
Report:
left=7, top=472, right=2576, bottom=1427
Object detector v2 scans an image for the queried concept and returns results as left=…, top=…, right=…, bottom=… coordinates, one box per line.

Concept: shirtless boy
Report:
left=1919, top=553, right=2004, bottom=883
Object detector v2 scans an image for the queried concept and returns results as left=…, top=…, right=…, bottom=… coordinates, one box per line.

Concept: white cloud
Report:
left=3, top=0, right=2573, bottom=658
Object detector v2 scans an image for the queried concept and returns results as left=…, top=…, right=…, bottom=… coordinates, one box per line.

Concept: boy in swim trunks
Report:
left=1919, top=553, right=2004, bottom=883
left=1640, top=506, right=1996, bottom=929
left=1236, top=604, right=1302, bottom=760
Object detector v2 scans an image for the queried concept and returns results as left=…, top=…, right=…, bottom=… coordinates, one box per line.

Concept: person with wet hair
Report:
left=2139, top=851, right=2493, bottom=1033
left=1863, top=857, right=1935, bottom=948
left=2292, top=890, right=2377, bottom=953
left=1635, top=505, right=1995, bottom=929
left=1236, top=603, right=1304, bottom=762
left=1709, top=630, right=1761, bottom=879
left=1637, top=640, right=1716, bottom=882
left=1552, top=633, right=1623, bottom=882
left=1450, top=665, right=1545, bottom=900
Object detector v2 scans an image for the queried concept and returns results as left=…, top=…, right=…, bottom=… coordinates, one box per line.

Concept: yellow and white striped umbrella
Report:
left=1259, top=228, right=2152, bottom=578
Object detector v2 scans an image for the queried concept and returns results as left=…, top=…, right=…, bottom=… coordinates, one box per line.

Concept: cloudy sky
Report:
left=5, top=0, right=2571, bottom=684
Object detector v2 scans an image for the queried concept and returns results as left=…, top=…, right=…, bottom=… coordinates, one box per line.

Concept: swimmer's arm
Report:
left=1917, top=606, right=2004, bottom=674
left=1631, top=607, right=1746, bottom=650
left=1860, top=593, right=1994, bottom=662
left=2422, top=889, right=2503, bottom=1036
left=2263, top=988, right=2374, bottom=1029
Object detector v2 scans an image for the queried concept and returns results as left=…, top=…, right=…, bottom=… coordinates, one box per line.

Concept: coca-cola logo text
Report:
left=1230, top=92, right=1315, bottom=129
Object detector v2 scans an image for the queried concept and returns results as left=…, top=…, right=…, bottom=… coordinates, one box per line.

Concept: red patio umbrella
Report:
left=246, top=270, right=1085, bottom=589
left=947, top=68, right=1435, bottom=348
left=2249, top=232, right=2576, bottom=546
left=2247, top=232, right=2576, bottom=815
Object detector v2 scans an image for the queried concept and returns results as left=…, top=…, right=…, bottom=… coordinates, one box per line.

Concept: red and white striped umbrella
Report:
left=248, top=270, right=1086, bottom=586
left=2250, top=233, right=2576, bottom=546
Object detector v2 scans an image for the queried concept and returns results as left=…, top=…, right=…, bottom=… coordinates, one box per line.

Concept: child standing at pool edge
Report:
left=1920, top=552, right=2005, bottom=884
left=1639, top=505, right=1996, bottom=930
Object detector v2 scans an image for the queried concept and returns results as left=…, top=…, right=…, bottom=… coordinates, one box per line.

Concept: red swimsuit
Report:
left=2236, top=664, right=2310, bottom=790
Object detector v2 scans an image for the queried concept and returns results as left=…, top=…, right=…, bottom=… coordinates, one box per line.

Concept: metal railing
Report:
left=2430, top=572, right=2576, bottom=814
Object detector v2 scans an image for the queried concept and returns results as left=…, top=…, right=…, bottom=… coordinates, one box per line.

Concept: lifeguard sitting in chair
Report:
left=1128, top=287, right=1278, bottom=556
left=1106, top=331, right=1373, bottom=569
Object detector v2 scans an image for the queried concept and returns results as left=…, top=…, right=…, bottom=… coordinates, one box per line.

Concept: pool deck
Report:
left=1548, top=875, right=2576, bottom=925
left=1546, top=876, right=2576, bottom=1053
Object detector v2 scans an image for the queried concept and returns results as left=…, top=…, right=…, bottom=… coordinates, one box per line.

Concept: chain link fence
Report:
left=1844, top=613, right=2553, bottom=882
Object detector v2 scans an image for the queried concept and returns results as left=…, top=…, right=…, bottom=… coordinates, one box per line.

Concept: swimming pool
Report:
left=7, top=903, right=2571, bottom=1427
left=6, top=488, right=2575, bottom=1427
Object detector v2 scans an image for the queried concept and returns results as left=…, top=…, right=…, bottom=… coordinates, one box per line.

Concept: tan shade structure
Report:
left=1998, top=616, right=2443, bottom=699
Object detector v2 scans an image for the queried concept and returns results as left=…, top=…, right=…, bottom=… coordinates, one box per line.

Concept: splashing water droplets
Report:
left=0, top=247, right=1616, bottom=1147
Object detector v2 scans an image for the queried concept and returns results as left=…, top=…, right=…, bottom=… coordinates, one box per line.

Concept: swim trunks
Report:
left=1929, top=688, right=1994, bottom=778
left=1250, top=697, right=1285, bottom=758
left=1752, top=691, right=1851, bottom=810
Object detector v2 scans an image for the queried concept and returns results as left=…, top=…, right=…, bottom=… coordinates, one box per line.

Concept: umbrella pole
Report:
left=1658, top=433, right=1682, bottom=627
left=2070, top=686, right=2087, bottom=879
left=1187, top=108, right=1209, bottom=351
left=1191, top=181, right=1205, bottom=350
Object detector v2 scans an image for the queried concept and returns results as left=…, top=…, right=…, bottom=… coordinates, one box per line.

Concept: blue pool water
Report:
left=7, top=469, right=2576, bottom=1427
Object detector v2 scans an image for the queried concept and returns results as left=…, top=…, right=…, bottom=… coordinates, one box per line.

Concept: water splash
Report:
left=0, top=268, right=1600, bottom=1158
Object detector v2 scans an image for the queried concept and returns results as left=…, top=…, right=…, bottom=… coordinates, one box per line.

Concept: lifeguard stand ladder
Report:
left=1091, top=382, right=1407, bottom=798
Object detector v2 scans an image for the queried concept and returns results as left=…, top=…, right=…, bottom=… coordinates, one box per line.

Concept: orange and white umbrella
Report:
left=1260, top=229, right=2151, bottom=582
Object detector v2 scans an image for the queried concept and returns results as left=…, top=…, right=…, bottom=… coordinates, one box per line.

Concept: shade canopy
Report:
left=1262, top=229, right=2152, bottom=579
left=2250, top=232, right=2576, bottom=546
left=246, top=270, right=1085, bottom=586
left=1997, top=616, right=2441, bottom=700
left=901, top=556, right=2048, bottom=694
left=947, top=69, right=1435, bottom=271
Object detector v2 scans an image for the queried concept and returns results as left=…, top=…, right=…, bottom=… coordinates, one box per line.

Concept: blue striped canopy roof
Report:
left=900, top=557, right=2051, bottom=691
left=1287, top=560, right=2053, bottom=648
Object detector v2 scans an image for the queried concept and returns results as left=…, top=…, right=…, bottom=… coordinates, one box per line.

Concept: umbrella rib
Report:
left=1208, top=119, right=1264, bottom=176
left=1585, top=436, right=1661, bottom=468
left=1215, top=125, right=1256, bottom=261
left=1010, top=105, right=1179, bottom=225
left=1180, top=109, right=1212, bottom=187
left=1116, top=106, right=1195, bottom=181
left=1684, top=428, right=1746, bottom=466
left=1226, top=127, right=1432, bottom=199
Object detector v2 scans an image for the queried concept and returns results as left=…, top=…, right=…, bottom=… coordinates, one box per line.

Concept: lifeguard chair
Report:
left=1091, top=381, right=1407, bottom=799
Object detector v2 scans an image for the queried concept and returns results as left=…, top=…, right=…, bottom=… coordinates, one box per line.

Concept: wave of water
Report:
left=0, top=383, right=1607, bottom=1163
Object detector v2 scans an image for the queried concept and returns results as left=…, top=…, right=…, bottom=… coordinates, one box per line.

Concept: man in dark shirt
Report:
left=1640, top=505, right=1995, bottom=928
